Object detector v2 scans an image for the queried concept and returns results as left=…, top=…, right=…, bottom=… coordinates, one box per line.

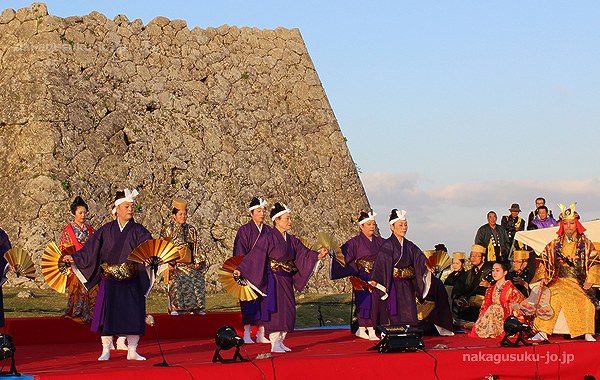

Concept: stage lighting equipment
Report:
left=500, top=316, right=532, bottom=347
left=212, top=325, right=247, bottom=363
left=0, top=333, right=19, bottom=376
left=372, top=325, right=424, bottom=353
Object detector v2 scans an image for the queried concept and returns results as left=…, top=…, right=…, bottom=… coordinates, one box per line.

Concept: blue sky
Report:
left=4, top=1, right=600, bottom=252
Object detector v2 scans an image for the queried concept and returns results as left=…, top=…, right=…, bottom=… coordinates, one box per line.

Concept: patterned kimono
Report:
left=233, top=221, right=272, bottom=325
left=0, top=229, right=11, bottom=328
left=161, top=222, right=205, bottom=313
left=533, top=234, right=600, bottom=337
left=236, top=228, right=320, bottom=334
left=370, top=235, right=430, bottom=327
left=71, top=219, right=152, bottom=336
left=61, top=222, right=97, bottom=324
left=331, top=232, right=384, bottom=327
left=469, top=280, right=526, bottom=338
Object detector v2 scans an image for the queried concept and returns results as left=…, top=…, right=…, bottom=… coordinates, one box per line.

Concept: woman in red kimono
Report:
left=60, top=196, right=97, bottom=324
left=469, top=261, right=526, bottom=338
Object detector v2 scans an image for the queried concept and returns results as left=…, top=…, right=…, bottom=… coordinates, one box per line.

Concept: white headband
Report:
left=114, top=188, right=139, bottom=208
left=249, top=198, right=268, bottom=212
left=358, top=211, right=377, bottom=225
left=389, top=209, right=407, bottom=225
left=271, top=203, right=291, bottom=221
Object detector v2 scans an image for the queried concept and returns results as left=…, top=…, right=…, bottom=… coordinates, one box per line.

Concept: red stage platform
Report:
left=4, top=314, right=600, bottom=379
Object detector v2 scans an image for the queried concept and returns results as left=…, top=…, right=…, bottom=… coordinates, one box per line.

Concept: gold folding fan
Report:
left=41, top=242, right=74, bottom=293
left=425, top=250, right=452, bottom=277
left=315, top=231, right=344, bottom=266
left=4, top=247, right=36, bottom=280
left=218, top=256, right=258, bottom=301
left=128, top=239, right=180, bottom=275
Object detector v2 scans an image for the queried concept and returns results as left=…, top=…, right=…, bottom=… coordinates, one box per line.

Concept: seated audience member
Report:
left=507, top=250, right=533, bottom=297
left=530, top=206, right=557, bottom=230
left=527, top=197, right=554, bottom=229
left=452, top=245, right=493, bottom=323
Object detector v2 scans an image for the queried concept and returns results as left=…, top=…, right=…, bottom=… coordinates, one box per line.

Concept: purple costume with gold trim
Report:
left=331, top=232, right=384, bottom=327
left=370, top=235, right=429, bottom=326
left=236, top=228, right=320, bottom=333
left=71, top=219, right=152, bottom=336
left=0, top=229, right=11, bottom=328
left=233, top=221, right=272, bottom=325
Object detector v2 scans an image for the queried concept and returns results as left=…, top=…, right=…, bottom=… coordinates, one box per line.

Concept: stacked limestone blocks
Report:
left=0, top=3, right=369, bottom=293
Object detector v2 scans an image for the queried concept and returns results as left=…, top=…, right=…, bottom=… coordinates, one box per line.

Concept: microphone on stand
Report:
left=146, top=315, right=169, bottom=367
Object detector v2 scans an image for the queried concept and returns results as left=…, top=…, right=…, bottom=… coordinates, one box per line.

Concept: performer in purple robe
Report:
left=330, top=211, right=384, bottom=340
left=369, top=209, right=431, bottom=328
left=0, top=229, right=11, bottom=328
left=235, top=202, right=328, bottom=353
left=232, top=197, right=272, bottom=344
left=63, top=189, right=153, bottom=361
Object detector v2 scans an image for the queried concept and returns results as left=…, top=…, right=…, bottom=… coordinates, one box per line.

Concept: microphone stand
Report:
left=147, top=316, right=169, bottom=367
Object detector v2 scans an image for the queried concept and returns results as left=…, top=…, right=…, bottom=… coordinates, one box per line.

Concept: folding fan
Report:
left=217, top=256, right=258, bottom=301
left=316, top=231, right=344, bottom=266
left=349, top=276, right=374, bottom=291
left=4, top=247, right=36, bottom=280
left=41, top=242, right=74, bottom=293
left=425, top=250, right=452, bottom=277
left=127, top=239, right=180, bottom=275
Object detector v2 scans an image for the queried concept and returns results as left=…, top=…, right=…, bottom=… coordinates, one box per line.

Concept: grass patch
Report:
left=3, top=287, right=352, bottom=328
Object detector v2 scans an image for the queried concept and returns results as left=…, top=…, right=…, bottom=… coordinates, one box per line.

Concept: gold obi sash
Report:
left=101, top=262, right=137, bottom=281
left=356, top=259, right=374, bottom=273
left=393, top=266, right=415, bottom=279
left=269, top=259, right=297, bottom=273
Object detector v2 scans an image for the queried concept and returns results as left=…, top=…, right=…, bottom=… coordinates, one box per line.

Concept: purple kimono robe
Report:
left=370, top=235, right=429, bottom=327
left=0, top=229, right=11, bottom=328
left=232, top=221, right=272, bottom=325
left=332, top=233, right=384, bottom=327
left=71, top=219, right=152, bottom=336
left=236, top=228, right=320, bottom=333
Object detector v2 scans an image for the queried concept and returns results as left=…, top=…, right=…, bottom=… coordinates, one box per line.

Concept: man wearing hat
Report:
left=369, top=209, right=431, bottom=328
left=474, top=211, right=510, bottom=262
left=507, top=250, right=533, bottom=297
left=160, top=197, right=206, bottom=315
left=501, top=203, right=525, bottom=249
left=232, top=197, right=272, bottom=344
left=530, top=203, right=600, bottom=342
left=63, top=189, right=153, bottom=361
left=451, top=244, right=493, bottom=324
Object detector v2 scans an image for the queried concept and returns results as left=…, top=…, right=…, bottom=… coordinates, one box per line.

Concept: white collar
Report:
left=117, top=219, right=129, bottom=232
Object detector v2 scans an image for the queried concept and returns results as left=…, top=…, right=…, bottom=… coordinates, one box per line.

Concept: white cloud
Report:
left=360, top=172, right=600, bottom=253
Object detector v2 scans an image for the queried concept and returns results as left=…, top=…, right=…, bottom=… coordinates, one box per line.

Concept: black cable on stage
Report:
left=421, top=350, right=441, bottom=380
left=169, top=364, right=195, bottom=379
left=243, top=347, right=267, bottom=380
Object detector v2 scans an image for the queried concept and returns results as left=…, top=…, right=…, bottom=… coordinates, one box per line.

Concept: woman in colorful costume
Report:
left=60, top=196, right=97, bottom=324
left=160, top=198, right=206, bottom=315
left=469, top=261, right=526, bottom=338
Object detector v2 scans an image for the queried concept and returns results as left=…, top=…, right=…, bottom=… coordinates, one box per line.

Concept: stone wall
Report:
left=0, top=3, right=370, bottom=294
